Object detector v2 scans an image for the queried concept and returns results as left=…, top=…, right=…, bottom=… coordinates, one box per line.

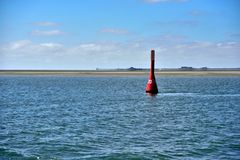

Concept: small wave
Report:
left=159, top=93, right=198, bottom=96
left=85, top=152, right=172, bottom=160
left=159, top=93, right=240, bottom=97
left=0, top=148, right=39, bottom=160
left=200, top=94, right=240, bottom=97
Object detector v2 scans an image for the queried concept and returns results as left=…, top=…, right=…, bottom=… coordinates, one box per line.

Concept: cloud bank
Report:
left=0, top=36, right=239, bottom=69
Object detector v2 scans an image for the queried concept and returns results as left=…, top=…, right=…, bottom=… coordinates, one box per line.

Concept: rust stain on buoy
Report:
left=146, top=50, right=158, bottom=94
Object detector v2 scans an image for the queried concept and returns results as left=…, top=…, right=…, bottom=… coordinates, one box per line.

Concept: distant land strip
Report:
left=0, top=70, right=240, bottom=76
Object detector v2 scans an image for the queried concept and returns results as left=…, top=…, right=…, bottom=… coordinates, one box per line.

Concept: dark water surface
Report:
left=0, top=76, right=240, bottom=160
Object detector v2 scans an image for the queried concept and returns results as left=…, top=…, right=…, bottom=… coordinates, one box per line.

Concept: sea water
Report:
left=0, top=76, right=240, bottom=159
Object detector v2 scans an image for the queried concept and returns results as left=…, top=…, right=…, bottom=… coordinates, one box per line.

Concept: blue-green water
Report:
left=0, top=76, right=240, bottom=160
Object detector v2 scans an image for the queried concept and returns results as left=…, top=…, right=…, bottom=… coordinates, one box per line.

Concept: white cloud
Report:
left=31, top=30, right=65, bottom=36
left=34, top=21, right=59, bottom=26
left=8, top=40, right=32, bottom=50
left=100, top=28, right=130, bottom=35
left=72, top=43, right=118, bottom=52
left=39, top=43, right=63, bottom=48
left=35, top=43, right=63, bottom=53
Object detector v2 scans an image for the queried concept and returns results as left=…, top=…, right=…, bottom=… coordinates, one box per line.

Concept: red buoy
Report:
left=146, top=50, right=158, bottom=94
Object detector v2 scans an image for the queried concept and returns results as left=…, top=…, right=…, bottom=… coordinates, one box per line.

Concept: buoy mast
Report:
left=146, top=50, right=158, bottom=94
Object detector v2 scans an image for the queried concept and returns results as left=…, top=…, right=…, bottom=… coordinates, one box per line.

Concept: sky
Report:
left=0, top=0, right=239, bottom=69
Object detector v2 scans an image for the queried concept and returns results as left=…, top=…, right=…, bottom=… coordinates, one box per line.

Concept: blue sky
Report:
left=0, top=0, right=239, bottom=69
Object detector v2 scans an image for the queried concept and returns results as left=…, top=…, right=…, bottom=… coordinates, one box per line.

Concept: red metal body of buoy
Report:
left=146, top=50, right=158, bottom=94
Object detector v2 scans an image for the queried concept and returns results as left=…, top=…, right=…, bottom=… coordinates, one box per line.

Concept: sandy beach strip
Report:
left=0, top=70, right=240, bottom=76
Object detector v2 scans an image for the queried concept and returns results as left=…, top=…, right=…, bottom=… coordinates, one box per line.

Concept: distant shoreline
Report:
left=0, top=70, right=240, bottom=76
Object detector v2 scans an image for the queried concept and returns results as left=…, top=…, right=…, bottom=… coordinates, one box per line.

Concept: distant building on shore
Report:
left=201, top=67, right=208, bottom=71
left=179, top=66, right=194, bottom=71
left=127, top=67, right=144, bottom=71
left=178, top=66, right=210, bottom=71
